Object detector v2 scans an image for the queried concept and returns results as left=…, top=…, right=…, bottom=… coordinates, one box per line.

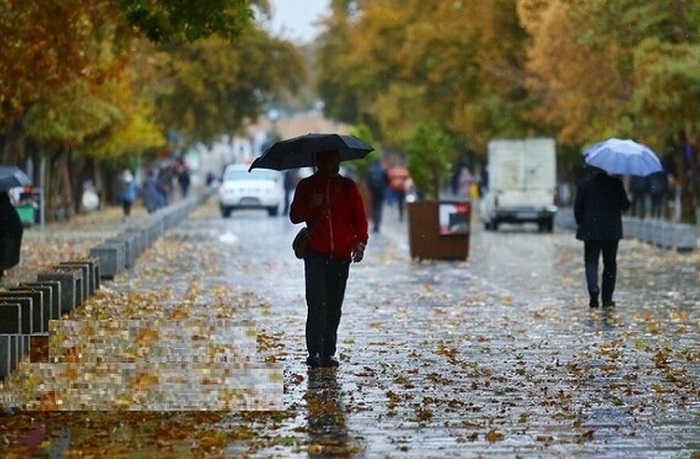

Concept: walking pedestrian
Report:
left=648, top=170, right=668, bottom=219
left=282, top=169, right=298, bottom=215
left=574, top=166, right=631, bottom=308
left=366, top=159, right=389, bottom=232
left=142, top=168, right=165, bottom=213
left=176, top=159, right=191, bottom=199
left=289, top=150, right=369, bottom=368
left=387, top=161, right=410, bottom=222
left=0, top=191, right=23, bottom=279
left=628, top=175, right=649, bottom=218
left=457, top=166, right=474, bottom=200
left=120, top=169, right=138, bottom=220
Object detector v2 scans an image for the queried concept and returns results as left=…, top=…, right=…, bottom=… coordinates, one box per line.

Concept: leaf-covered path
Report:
left=1, top=199, right=699, bottom=458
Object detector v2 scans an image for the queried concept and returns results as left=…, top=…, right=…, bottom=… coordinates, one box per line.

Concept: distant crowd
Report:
left=119, top=157, right=191, bottom=219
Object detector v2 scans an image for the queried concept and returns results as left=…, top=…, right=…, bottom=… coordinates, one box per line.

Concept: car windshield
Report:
left=225, top=169, right=278, bottom=181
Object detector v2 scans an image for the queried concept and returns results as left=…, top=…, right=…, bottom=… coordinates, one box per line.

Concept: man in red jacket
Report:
left=290, top=150, right=369, bottom=368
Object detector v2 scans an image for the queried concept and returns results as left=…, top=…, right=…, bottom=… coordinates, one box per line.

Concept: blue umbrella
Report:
left=583, top=138, right=663, bottom=176
left=0, top=166, right=31, bottom=191
left=248, top=133, right=374, bottom=171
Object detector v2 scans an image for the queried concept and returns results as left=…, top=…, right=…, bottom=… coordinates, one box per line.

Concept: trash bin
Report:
left=15, top=204, right=34, bottom=228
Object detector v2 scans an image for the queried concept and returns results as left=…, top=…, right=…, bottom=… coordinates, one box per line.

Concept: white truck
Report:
left=480, top=138, right=558, bottom=232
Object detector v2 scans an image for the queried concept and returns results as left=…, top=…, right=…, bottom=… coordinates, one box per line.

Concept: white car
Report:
left=218, top=164, right=284, bottom=217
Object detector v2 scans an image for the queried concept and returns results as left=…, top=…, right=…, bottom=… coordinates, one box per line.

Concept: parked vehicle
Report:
left=480, top=138, right=558, bottom=232
left=218, top=164, right=284, bottom=217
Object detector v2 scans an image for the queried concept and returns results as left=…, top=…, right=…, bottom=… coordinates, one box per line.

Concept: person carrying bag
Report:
left=289, top=150, right=369, bottom=368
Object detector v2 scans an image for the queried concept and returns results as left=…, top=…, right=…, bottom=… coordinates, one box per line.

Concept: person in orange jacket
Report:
left=289, top=150, right=369, bottom=368
left=387, top=161, right=411, bottom=221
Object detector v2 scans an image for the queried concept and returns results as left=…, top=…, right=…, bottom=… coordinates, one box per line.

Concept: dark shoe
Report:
left=602, top=301, right=616, bottom=307
left=321, top=356, right=340, bottom=367
left=589, top=298, right=599, bottom=308
left=306, top=354, right=322, bottom=368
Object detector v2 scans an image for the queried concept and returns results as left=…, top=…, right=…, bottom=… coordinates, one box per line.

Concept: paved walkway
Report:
left=1, top=197, right=699, bottom=458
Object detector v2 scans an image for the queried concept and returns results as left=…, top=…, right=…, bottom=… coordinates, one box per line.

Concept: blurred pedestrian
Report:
left=387, top=161, right=410, bottom=222
left=574, top=166, right=631, bottom=308
left=0, top=191, right=23, bottom=279
left=282, top=169, right=298, bottom=215
left=205, top=171, right=217, bottom=188
left=648, top=170, right=668, bottom=219
left=157, top=165, right=173, bottom=206
left=176, top=159, right=191, bottom=199
left=120, top=169, right=138, bottom=220
left=142, top=168, right=164, bottom=213
left=628, top=175, right=649, bottom=218
left=458, top=166, right=474, bottom=200
left=289, top=150, right=369, bottom=368
left=366, top=159, right=389, bottom=232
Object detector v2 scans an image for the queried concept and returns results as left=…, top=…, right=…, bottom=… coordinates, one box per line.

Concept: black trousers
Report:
left=584, top=240, right=619, bottom=304
left=122, top=199, right=133, bottom=217
left=369, top=188, right=385, bottom=231
left=304, top=250, right=350, bottom=358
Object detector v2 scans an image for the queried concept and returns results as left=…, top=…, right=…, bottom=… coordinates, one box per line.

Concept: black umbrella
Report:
left=0, top=166, right=31, bottom=191
left=248, top=133, right=374, bottom=171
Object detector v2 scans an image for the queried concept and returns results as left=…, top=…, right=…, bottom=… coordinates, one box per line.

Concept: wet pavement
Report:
left=1, top=195, right=699, bottom=458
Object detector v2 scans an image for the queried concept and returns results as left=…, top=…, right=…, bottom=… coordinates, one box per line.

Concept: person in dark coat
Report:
left=119, top=168, right=138, bottom=219
left=0, top=191, right=24, bottom=279
left=628, top=175, right=649, bottom=218
left=366, top=159, right=389, bottom=233
left=282, top=169, right=298, bottom=216
left=648, top=170, right=668, bottom=219
left=142, top=168, right=165, bottom=213
left=574, top=167, right=631, bottom=307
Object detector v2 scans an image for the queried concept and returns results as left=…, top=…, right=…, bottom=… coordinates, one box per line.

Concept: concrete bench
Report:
left=0, top=334, right=26, bottom=381
left=146, top=218, right=165, bottom=245
left=54, top=264, right=88, bottom=304
left=622, top=217, right=639, bottom=239
left=38, top=270, right=81, bottom=314
left=90, top=242, right=126, bottom=279
left=667, top=223, right=697, bottom=251
left=16, top=281, right=61, bottom=321
left=0, top=301, right=32, bottom=380
left=0, top=303, right=23, bottom=334
left=105, top=236, right=136, bottom=269
left=635, top=219, right=697, bottom=251
left=58, top=259, right=100, bottom=297
left=124, top=227, right=147, bottom=257
left=0, top=296, right=37, bottom=334
left=6, top=288, right=48, bottom=333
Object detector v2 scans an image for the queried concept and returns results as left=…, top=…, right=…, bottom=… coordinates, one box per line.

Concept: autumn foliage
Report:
left=315, top=0, right=700, bottom=217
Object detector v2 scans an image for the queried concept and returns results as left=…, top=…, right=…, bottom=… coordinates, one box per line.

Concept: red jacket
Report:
left=290, top=173, right=368, bottom=258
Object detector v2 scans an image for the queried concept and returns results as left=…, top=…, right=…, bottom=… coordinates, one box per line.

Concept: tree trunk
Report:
left=678, top=126, right=697, bottom=223
left=45, top=149, right=73, bottom=221
left=0, top=118, right=26, bottom=165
